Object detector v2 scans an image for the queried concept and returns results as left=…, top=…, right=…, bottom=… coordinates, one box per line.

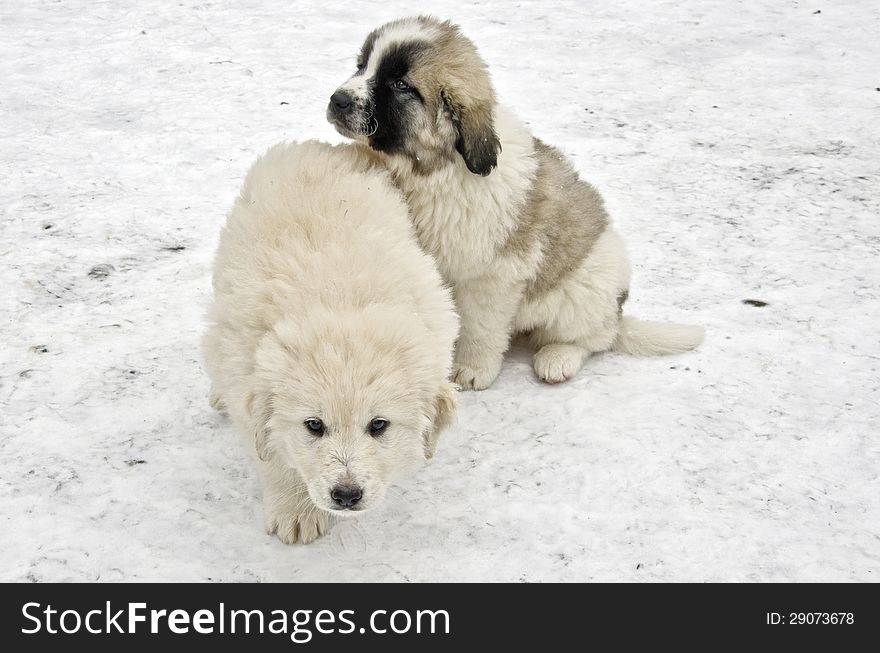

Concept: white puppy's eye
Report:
left=391, top=79, right=410, bottom=92
left=368, top=418, right=389, bottom=436
left=304, top=418, right=325, bottom=436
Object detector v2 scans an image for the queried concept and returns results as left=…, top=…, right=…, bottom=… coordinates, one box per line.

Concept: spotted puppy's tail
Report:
left=612, top=316, right=705, bottom=356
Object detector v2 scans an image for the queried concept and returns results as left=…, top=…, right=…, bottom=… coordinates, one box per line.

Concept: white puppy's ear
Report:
left=441, top=89, right=501, bottom=177
left=424, top=382, right=458, bottom=459
left=245, top=391, right=272, bottom=461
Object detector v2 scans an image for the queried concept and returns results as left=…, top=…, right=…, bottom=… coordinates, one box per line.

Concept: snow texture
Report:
left=2, top=0, right=878, bottom=582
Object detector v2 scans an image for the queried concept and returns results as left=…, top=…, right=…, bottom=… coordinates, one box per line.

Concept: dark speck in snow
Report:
left=88, top=264, right=115, bottom=279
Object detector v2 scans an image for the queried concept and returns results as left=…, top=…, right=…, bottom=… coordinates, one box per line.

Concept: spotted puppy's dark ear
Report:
left=441, top=89, right=501, bottom=176
left=245, top=391, right=272, bottom=461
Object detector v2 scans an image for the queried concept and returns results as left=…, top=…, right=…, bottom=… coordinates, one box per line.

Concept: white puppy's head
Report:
left=247, top=307, right=456, bottom=515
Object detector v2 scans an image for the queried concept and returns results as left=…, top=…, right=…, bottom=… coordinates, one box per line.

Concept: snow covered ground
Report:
left=2, top=0, right=878, bottom=582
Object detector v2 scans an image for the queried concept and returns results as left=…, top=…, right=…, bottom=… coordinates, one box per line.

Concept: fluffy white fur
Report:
left=202, top=141, right=459, bottom=544
left=382, top=105, right=701, bottom=388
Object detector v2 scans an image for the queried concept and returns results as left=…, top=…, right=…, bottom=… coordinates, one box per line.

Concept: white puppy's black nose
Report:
left=330, top=90, right=353, bottom=113
left=331, top=485, right=363, bottom=508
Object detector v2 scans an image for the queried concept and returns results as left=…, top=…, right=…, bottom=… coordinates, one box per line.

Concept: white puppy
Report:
left=328, top=16, right=704, bottom=389
left=203, top=141, right=459, bottom=544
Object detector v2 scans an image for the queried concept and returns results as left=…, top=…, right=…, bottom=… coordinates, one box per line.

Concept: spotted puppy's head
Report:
left=327, top=16, right=501, bottom=176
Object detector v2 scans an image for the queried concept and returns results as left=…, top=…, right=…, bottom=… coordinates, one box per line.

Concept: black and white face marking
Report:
left=364, top=42, right=426, bottom=154
left=327, top=21, right=438, bottom=153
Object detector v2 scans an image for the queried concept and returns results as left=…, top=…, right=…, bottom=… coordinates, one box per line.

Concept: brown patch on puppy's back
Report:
left=518, top=139, right=609, bottom=300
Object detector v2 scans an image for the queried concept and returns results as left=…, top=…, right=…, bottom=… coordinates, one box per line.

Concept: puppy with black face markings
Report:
left=328, top=16, right=704, bottom=389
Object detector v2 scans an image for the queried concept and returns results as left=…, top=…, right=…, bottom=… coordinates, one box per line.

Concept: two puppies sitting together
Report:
left=203, top=17, right=703, bottom=544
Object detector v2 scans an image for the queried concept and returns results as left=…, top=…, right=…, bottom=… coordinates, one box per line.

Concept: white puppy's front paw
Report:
left=452, top=355, right=502, bottom=390
left=533, top=344, right=586, bottom=384
left=265, top=501, right=331, bottom=545
left=208, top=388, right=226, bottom=412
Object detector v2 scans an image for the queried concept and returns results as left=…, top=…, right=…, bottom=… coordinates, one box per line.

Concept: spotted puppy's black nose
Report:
left=330, top=485, right=363, bottom=508
left=330, top=90, right=353, bottom=112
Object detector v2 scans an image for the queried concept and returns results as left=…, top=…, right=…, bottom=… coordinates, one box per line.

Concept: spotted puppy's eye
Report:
left=368, top=418, right=389, bottom=436
left=391, top=79, right=410, bottom=91
left=304, top=418, right=325, bottom=436
left=355, top=61, right=365, bottom=73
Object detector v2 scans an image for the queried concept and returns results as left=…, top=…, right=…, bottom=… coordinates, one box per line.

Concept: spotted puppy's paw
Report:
left=451, top=352, right=503, bottom=390
left=533, top=344, right=587, bottom=384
